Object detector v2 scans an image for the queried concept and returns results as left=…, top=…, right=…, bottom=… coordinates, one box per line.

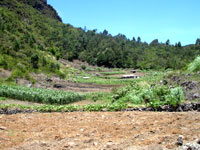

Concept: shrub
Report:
left=113, top=82, right=185, bottom=108
left=187, top=56, right=200, bottom=72
left=81, top=64, right=86, bottom=70
left=0, top=57, right=8, bottom=69
left=30, top=53, right=39, bottom=69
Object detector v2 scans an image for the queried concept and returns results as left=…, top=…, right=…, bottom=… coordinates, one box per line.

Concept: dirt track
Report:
left=0, top=112, right=199, bottom=150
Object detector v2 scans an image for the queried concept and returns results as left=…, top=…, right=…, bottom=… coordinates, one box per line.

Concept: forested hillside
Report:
left=1, top=0, right=200, bottom=76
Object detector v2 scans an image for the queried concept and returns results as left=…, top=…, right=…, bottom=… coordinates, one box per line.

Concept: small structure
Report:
left=122, top=74, right=140, bottom=79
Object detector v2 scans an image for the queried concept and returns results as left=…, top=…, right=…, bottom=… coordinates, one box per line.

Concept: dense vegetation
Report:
left=0, top=0, right=200, bottom=80
left=0, top=85, right=85, bottom=104
left=187, top=56, right=200, bottom=72
left=112, top=81, right=185, bottom=108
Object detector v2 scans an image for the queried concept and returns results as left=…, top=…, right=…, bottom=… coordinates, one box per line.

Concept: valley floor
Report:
left=0, top=111, right=199, bottom=150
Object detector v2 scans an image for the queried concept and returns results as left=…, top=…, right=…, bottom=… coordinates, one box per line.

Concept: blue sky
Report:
left=48, top=0, right=200, bottom=45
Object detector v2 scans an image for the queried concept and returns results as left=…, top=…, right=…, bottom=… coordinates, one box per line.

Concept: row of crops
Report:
left=0, top=103, right=128, bottom=112
left=0, top=85, right=85, bottom=104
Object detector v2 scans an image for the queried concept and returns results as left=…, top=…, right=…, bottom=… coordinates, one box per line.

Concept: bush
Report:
left=113, top=82, right=185, bottom=108
left=30, top=53, right=39, bottom=69
left=0, top=57, right=8, bottom=69
left=49, top=62, right=60, bottom=72
left=81, top=64, right=86, bottom=70
left=187, top=56, right=200, bottom=72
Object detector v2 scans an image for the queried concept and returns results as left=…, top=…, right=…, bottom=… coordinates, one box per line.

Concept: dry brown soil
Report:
left=0, top=111, right=199, bottom=150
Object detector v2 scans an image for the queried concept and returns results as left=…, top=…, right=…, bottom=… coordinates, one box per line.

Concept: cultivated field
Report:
left=0, top=112, right=200, bottom=150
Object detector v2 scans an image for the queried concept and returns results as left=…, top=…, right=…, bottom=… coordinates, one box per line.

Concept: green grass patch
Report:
left=0, top=103, right=127, bottom=112
left=86, top=92, right=113, bottom=103
left=0, top=85, right=85, bottom=105
left=0, top=97, right=7, bottom=101
left=100, top=71, right=125, bottom=75
left=74, top=75, right=138, bottom=85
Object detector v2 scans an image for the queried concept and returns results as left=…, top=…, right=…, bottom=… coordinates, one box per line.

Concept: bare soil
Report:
left=0, top=99, right=43, bottom=106
left=0, top=111, right=199, bottom=150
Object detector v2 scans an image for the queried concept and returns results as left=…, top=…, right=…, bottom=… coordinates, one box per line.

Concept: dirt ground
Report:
left=0, top=111, right=199, bottom=150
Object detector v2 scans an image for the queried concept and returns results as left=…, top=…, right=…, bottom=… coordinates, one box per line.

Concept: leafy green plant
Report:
left=0, top=97, right=7, bottom=101
left=0, top=85, right=85, bottom=104
left=187, top=56, right=200, bottom=72
left=113, top=81, right=185, bottom=108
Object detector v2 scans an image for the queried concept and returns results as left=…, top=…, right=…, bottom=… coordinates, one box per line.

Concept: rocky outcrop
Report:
left=23, top=0, right=62, bottom=22
left=1, top=0, right=62, bottom=22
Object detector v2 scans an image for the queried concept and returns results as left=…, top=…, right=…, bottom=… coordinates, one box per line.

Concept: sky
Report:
left=48, top=0, right=200, bottom=45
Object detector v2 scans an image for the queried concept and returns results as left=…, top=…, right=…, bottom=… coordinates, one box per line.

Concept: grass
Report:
left=100, top=71, right=125, bottom=75
left=74, top=75, right=139, bottom=85
left=0, top=97, right=7, bottom=101
left=86, top=92, right=113, bottom=103
left=0, top=103, right=127, bottom=112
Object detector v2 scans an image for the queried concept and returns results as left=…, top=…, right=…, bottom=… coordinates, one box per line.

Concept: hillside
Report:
left=0, top=1, right=200, bottom=149
left=0, top=0, right=200, bottom=81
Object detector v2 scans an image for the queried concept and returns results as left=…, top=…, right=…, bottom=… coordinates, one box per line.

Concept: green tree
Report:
left=166, top=39, right=170, bottom=46
left=137, top=36, right=141, bottom=43
left=31, top=54, right=39, bottom=69
left=195, top=38, right=200, bottom=45
left=103, top=29, right=108, bottom=35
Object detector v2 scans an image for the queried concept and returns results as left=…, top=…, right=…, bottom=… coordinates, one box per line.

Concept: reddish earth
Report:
left=0, top=111, right=199, bottom=150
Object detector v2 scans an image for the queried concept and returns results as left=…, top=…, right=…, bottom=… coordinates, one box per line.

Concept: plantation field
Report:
left=0, top=85, right=85, bottom=105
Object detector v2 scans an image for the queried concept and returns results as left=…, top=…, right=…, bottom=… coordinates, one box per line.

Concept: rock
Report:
left=181, top=81, right=197, bottom=90
left=93, top=142, right=98, bottom=146
left=179, top=143, right=200, bottom=150
left=102, top=108, right=108, bottom=112
left=196, top=139, right=200, bottom=145
left=0, top=126, right=7, bottom=131
left=182, top=103, right=194, bottom=111
left=27, top=83, right=32, bottom=88
left=106, top=141, right=113, bottom=148
left=53, top=84, right=66, bottom=88
left=68, top=142, right=78, bottom=147
left=176, top=106, right=183, bottom=112
left=176, top=135, right=184, bottom=146
left=160, top=80, right=168, bottom=85
left=142, top=107, right=154, bottom=111
left=122, top=75, right=139, bottom=79
left=130, top=70, right=136, bottom=73
left=83, top=77, right=90, bottom=79
left=46, top=78, right=53, bottom=82
left=193, top=93, right=200, bottom=99
left=95, top=73, right=100, bottom=77
left=80, top=128, right=84, bottom=132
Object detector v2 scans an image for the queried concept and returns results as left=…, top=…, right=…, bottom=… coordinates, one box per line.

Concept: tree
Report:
left=31, top=54, right=39, bottom=69
left=83, top=26, right=87, bottom=32
left=177, top=41, right=182, bottom=48
left=103, top=29, right=108, bottom=35
left=132, top=37, right=136, bottom=42
left=195, top=38, right=200, bottom=45
left=13, top=40, right=20, bottom=52
left=150, top=39, right=159, bottom=46
left=137, top=36, right=141, bottom=43
left=166, top=39, right=170, bottom=46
